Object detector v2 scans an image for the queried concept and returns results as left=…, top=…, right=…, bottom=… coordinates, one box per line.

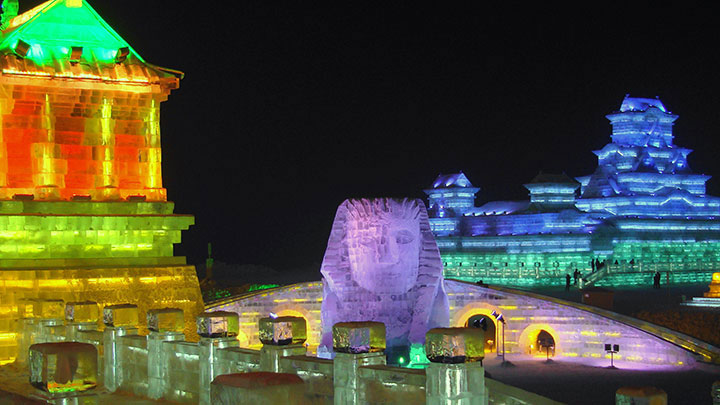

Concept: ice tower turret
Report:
left=0, top=0, right=203, bottom=364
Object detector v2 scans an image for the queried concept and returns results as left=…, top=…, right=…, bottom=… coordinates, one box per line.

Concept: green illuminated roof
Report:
left=0, top=0, right=181, bottom=85
left=0, top=0, right=143, bottom=64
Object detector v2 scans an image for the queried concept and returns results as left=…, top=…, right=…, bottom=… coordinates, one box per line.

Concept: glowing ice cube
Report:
left=424, top=328, right=484, bottom=363
left=259, top=316, right=307, bottom=346
left=29, top=342, right=98, bottom=393
left=65, top=301, right=99, bottom=323
left=332, top=322, right=386, bottom=354
left=103, top=304, right=139, bottom=327
left=196, top=311, right=239, bottom=338
left=147, top=308, right=184, bottom=332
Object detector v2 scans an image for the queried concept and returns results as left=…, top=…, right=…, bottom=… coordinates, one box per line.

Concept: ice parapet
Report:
left=332, top=321, right=386, bottom=354
left=425, top=328, right=484, bottom=364
left=211, top=373, right=305, bottom=405
left=259, top=316, right=306, bottom=345
left=320, top=198, right=449, bottom=352
left=29, top=342, right=98, bottom=393
left=196, top=311, right=239, bottom=338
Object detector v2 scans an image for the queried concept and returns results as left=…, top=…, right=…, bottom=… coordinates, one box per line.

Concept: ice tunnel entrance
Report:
left=465, top=314, right=496, bottom=352
left=535, top=330, right=555, bottom=358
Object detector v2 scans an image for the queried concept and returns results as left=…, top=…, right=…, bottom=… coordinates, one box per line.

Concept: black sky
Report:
left=18, top=2, right=720, bottom=273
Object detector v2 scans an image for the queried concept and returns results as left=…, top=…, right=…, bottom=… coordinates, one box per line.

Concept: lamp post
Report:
left=491, top=310, right=508, bottom=365
left=605, top=343, right=619, bottom=368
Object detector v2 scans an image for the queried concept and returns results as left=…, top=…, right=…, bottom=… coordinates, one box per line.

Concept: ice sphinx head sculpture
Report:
left=320, top=198, right=449, bottom=352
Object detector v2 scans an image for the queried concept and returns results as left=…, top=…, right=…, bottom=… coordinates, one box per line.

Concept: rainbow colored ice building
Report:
left=427, top=96, right=720, bottom=287
left=0, top=0, right=202, bottom=364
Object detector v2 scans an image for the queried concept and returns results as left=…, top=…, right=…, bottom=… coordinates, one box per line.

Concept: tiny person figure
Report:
left=565, top=274, right=571, bottom=291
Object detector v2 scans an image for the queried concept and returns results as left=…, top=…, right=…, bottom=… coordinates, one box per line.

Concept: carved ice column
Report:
left=425, top=328, right=486, bottom=405
left=103, top=304, right=139, bottom=392
left=332, top=322, right=387, bottom=405
left=259, top=316, right=307, bottom=372
left=197, top=311, right=240, bottom=405
left=147, top=308, right=186, bottom=399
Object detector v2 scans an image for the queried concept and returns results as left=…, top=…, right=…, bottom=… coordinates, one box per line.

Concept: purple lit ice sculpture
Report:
left=320, top=198, right=449, bottom=354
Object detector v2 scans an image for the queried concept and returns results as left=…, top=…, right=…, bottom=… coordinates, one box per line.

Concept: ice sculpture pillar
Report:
left=320, top=198, right=449, bottom=357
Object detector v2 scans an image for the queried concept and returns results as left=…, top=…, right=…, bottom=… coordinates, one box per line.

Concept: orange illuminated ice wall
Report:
left=0, top=0, right=203, bottom=364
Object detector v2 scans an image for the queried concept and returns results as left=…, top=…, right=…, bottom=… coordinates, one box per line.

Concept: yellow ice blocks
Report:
left=258, top=316, right=307, bottom=346
left=103, top=304, right=139, bottom=327
left=17, top=299, right=64, bottom=319
left=65, top=301, right=99, bottom=323
left=332, top=322, right=386, bottom=354
left=29, top=342, right=98, bottom=393
left=147, top=308, right=184, bottom=333
left=425, top=328, right=485, bottom=363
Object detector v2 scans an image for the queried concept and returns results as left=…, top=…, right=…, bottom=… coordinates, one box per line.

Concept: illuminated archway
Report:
left=518, top=324, right=560, bottom=358
left=451, top=303, right=500, bottom=354
left=465, top=314, right=497, bottom=352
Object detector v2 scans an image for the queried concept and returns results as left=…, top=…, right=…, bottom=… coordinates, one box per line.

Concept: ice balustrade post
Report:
left=16, top=299, right=65, bottom=363
left=102, top=304, right=139, bottom=392
left=424, top=327, right=487, bottom=405
left=259, top=316, right=307, bottom=372
left=34, top=299, right=66, bottom=344
left=332, top=322, right=387, bottom=405
left=147, top=308, right=186, bottom=399
left=196, top=311, right=240, bottom=405
left=615, top=386, right=667, bottom=405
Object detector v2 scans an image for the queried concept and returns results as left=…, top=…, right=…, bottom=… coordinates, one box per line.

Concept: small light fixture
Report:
left=14, top=39, right=30, bottom=57
left=116, top=47, right=130, bottom=63
left=69, top=46, right=83, bottom=64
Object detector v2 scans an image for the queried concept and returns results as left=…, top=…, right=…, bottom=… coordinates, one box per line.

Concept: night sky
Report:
left=16, top=2, right=720, bottom=275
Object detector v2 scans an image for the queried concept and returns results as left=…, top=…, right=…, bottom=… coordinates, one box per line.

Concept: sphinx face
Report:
left=346, top=211, right=420, bottom=294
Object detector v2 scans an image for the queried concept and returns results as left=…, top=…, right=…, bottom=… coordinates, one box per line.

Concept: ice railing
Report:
left=4, top=299, right=563, bottom=405
left=444, top=259, right=720, bottom=281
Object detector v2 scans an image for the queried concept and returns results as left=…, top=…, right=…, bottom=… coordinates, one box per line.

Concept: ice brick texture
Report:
left=29, top=341, right=98, bottom=393
left=320, top=198, right=449, bottom=351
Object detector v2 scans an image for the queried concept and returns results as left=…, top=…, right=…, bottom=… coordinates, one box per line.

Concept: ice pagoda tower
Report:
left=0, top=0, right=202, bottom=364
